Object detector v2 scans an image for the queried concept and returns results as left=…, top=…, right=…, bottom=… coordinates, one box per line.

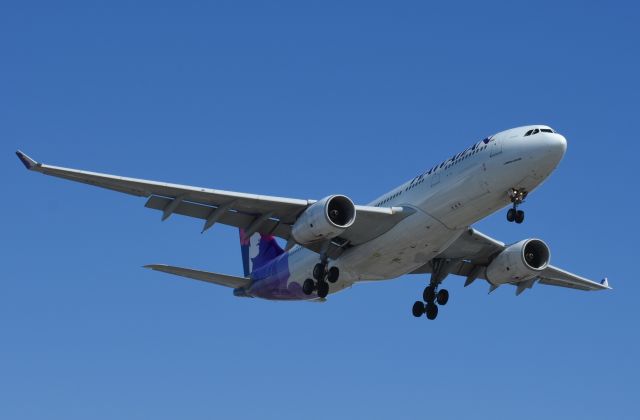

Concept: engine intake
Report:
left=291, top=195, right=356, bottom=244
left=486, top=239, right=550, bottom=285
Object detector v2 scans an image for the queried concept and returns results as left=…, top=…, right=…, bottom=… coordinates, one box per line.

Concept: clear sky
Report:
left=2, top=1, right=639, bottom=419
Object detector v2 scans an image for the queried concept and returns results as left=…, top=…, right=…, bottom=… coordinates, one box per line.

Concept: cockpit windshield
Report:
left=524, top=127, right=555, bottom=136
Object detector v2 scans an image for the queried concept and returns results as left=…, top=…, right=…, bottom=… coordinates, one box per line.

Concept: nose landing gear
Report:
left=507, top=208, right=525, bottom=223
left=506, top=188, right=527, bottom=224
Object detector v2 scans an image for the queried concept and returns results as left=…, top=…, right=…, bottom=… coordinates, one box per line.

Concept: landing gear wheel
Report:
left=327, top=266, right=339, bottom=283
left=425, top=303, right=438, bottom=320
left=423, top=286, right=436, bottom=303
left=507, top=208, right=516, bottom=222
left=436, top=289, right=449, bottom=305
left=515, top=210, right=525, bottom=224
left=412, top=301, right=425, bottom=317
left=317, top=281, right=329, bottom=298
left=302, top=278, right=315, bottom=295
left=313, top=263, right=326, bottom=281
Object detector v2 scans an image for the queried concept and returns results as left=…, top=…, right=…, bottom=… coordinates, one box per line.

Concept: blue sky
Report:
left=2, top=1, right=639, bottom=419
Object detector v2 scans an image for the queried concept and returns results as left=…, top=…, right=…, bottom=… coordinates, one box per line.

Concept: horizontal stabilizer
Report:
left=144, top=264, right=251, bottom=289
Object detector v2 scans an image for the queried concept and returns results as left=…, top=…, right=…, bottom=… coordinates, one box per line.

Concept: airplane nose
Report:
left=537, top=132, right=567, bottom=160
left=530, top=132, right=567, bottom=176
left=552, top=133, right=568, bottom=157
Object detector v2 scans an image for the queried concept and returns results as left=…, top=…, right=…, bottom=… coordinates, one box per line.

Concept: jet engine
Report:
left=485, top=239, right=550, bottom=285
left=291, top=195, right=356, bottom=244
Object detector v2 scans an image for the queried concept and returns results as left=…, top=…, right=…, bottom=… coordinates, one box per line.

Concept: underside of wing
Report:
left=411, top=228, right=505, bottom=275
left=538, top=265, right=610, bottom=291
left=433, top=228, right=505, bottom=264
left=411, top=227, right=610, bottom=295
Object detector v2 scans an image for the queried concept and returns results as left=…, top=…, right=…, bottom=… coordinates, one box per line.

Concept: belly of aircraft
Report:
left=340, top=209, right=463, bottom=280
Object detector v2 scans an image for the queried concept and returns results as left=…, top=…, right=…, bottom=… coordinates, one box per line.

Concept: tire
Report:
left=515, top=210, right=525, bottom=224
left=425, top=303, right=438, bottom=320
left=436, top=289, right=449, bottom=305
left=327, top=266, right=339, bottom=283
left=302, top=279, right=315, bottom=295
left=507, top=208, right=516, bottom=222
left=317, top=281, right=329, bottom=298
left=412, top=301, right=424, bottom=317
left=423, top=286, right=436, bottom=303
left=313, top=263, right=325, bottom=281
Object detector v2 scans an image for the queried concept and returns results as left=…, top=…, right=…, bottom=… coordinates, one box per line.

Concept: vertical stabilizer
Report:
left=239, top=229, right=285, bottom=277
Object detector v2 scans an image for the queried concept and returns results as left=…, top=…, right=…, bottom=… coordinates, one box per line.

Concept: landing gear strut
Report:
left=302, top=260, right=340, bottom=298
left=506, top=188, right=527, bottom=224
left=412, top=258, right=455, bottom=320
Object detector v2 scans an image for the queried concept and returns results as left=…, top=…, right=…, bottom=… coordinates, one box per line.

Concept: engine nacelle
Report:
left=485, top=239, right=550, bottom=285
left=291, top=195, right=356, bottom=244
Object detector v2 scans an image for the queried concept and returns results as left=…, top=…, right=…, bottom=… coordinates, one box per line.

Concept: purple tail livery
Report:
left=239, top=229, right=285, bottom=277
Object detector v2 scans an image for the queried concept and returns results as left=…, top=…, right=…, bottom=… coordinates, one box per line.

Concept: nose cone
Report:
left=550, top=133, right=568, bottom=157
left=530, top=132, right=567, bottom=176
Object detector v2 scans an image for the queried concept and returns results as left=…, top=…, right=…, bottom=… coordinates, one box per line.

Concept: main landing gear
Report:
left=302, top=261, right=339, bottom=299
left=506, top=188, right=527, bottom=224
left=412, top=258, right=455, bottom=320
left=412, top=287, right=449, bottom=320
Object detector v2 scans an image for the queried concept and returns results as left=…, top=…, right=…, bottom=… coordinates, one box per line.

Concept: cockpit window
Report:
left=525, top=127, right=556, bottom=137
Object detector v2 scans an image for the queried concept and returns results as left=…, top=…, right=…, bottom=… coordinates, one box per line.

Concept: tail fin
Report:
left=239, top=229, right=285, bottom=277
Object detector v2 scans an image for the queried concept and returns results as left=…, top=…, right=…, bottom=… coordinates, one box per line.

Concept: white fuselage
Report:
left=284, top=125, right=567, bottom=295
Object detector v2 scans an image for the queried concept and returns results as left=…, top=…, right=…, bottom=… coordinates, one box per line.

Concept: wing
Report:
left=16, top=151, right=412, bottom=256
left=537, top=266, right=610, bottom=291
left=411, top=228, right=610, bottom=294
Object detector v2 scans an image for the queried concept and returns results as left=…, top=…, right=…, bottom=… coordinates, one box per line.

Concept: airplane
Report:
left=15, top=124, right=610, bottom=320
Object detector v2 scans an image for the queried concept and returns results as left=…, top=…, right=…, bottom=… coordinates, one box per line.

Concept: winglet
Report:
left=600, top=277, right=610, bottom=288
left=15, top=150, right=39, bottom=170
